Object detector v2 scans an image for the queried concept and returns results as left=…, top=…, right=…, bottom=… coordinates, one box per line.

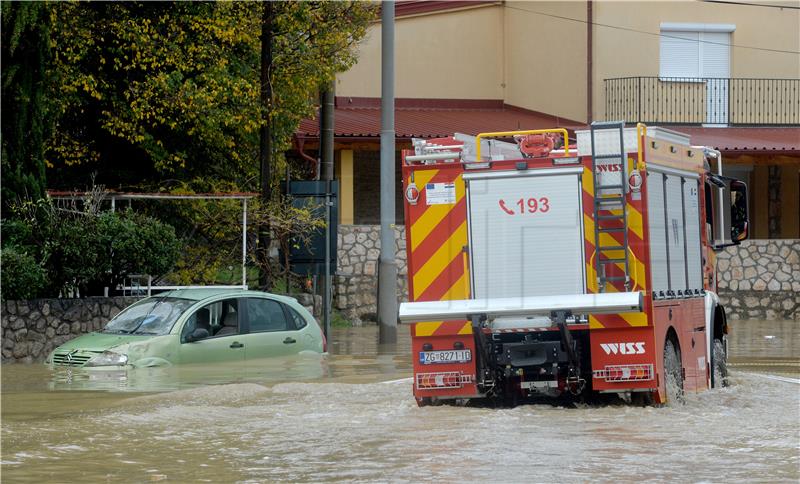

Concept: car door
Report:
left=178, top=298, right=245, bottom=364
left=240, top=297, right=301, bottom=360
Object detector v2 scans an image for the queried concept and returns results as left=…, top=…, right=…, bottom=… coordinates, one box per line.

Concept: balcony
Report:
left=604, top=77, right=800, bottom=126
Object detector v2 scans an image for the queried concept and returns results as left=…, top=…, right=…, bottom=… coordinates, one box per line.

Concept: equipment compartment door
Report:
left=466, top=168, right=585, bottom=299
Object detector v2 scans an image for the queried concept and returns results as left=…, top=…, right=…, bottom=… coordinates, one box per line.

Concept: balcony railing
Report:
left=605, top=77, right=800, bottom=126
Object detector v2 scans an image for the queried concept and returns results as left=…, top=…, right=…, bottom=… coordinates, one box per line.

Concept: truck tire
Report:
left=664, top=339, right=684, bottom=405
left=710, top=338, right=729, bottom=388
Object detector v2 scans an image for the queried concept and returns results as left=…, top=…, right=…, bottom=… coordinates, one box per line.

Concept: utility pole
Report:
left=378, top=1, right=397, bottom=343
left=320, top=82, right=335, bottom=339
left=258, top=1, right=274, bottom=289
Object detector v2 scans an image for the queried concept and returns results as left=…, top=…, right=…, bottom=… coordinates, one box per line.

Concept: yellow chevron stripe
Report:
left=441, top=271, right=470, bottom=302
left=415, top=321, right=443, bottom=337
left=620, top=311, right=649, bottom=327
left=457, top=321, right=473, bottom=335
left=410, top=173, right=464, bottom=252
left=413, top=221, right=468, bottom=299
left=627, top=204, right=644, bottom=240
left=583, top=167, right=594, bottom=197
left=584, top=214, right=647, bottom=291
left=589, top=315, right=605, bottom=329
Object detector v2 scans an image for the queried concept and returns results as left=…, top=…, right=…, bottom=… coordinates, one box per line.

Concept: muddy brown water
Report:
left=2, top=321, right=798, bottom=482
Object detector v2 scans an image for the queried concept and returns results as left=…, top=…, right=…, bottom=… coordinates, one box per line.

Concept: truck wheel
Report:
left=664, top=339, right=684, bottom=405
left=710, top=338, right=729, bottom=388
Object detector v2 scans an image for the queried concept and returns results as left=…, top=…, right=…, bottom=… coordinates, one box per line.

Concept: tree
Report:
left=1, top=2, right=51, bottom=211
left=46, top=2, right=376, bottom=189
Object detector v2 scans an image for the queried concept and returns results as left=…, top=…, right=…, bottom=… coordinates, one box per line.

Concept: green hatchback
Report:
left=46, top=289, right=326, bottom=368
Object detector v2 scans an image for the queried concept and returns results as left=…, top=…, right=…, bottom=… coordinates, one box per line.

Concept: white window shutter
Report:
left=699, top=32, right=730, bottom=78
left=660, top=31, right=700, bottom=78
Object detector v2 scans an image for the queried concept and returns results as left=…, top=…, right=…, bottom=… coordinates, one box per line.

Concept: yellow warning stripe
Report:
left=441, top=272, right=469, bottom=301
left=457, top=321, right=473, bottom=335
left=412, top=221, right=468, bottom=299
left=415, top=321, right=444, bottom=336
left=588, top=315, right=605, bottom=329
left=410, top=175, right=465, bottom=252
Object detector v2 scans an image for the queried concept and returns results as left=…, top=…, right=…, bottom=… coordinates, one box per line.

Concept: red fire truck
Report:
left=398, top=122, right=749, bottom=406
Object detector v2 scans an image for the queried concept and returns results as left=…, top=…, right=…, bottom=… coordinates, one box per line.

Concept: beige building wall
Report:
left=336, top=5, right=505, bottom=100
left=592, top=0, right=800, bottom=121
left=504, top=1, right=588, bottom=122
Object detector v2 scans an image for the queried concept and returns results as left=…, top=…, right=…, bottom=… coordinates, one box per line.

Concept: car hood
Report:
left=54, top=332, right=154, bottom=353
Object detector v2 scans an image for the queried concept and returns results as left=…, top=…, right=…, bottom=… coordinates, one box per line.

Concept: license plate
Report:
left=419, top=349, right=471, bottom=364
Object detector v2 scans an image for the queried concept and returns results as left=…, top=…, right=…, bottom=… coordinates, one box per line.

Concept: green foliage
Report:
left=0, top=246, right=48, bottom=300
left=46, top=1, right=377, bottom=188
left=4, top=195, right=181, bottom=297
left=330, top=309, right=353, bottom=328
left=1, top=1, right=51, bottom=210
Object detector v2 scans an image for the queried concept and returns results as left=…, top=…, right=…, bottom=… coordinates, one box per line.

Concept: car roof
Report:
left=154, top=288, right=297, bottom=305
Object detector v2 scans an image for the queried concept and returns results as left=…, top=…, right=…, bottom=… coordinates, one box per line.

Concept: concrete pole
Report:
left=378, top=1, right=397, bottom=343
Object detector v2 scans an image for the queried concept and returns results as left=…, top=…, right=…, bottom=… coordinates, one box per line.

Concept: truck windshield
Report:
left=102, top=297, right=194, bottom=335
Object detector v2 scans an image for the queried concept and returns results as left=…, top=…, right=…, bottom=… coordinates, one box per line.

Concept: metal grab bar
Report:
left=636, top=122, right=647, bottom=171
left=474, top=128, right=570, bottom=160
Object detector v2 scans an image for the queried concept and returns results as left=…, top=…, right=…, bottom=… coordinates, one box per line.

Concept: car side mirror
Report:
left=186, top=328, right=209, bottom=343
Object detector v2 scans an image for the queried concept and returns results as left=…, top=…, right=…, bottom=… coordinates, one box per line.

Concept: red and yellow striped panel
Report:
left=405, top=167, right=470, bottom=302
left=582, top=157, right=650, bottom=329
left=414, top=320, right=473, bottom=337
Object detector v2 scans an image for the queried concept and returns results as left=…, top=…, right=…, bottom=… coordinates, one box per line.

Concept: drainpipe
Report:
left=587, top=0, right=593, bottom=123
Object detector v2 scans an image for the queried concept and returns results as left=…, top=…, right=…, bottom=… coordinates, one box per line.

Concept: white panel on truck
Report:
left=665, top=175, right=687, bottom=291
left=647, top=172, right=669, bottom=293
left=683, top=178, right=703, bottom=290
left=466, top=169, right=585, bottom=299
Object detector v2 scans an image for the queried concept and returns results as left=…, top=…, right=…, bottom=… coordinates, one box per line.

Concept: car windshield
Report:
left=102, top=297, right=195, bottom=335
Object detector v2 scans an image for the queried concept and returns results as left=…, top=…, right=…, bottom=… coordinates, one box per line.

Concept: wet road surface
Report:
left=1, top=321, right=798, bottom=482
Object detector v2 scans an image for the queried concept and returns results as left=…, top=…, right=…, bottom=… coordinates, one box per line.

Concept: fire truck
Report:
left=398, top=122, right=749, bottom=406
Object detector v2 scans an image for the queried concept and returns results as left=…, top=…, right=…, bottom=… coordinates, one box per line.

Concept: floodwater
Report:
left=2, top=321, right=798, bottom=482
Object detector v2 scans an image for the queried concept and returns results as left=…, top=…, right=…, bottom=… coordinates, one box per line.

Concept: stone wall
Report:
left=1, top=297, right=139, bottom=363
left=716, top=239, right=799, bottom=321
left=334, top=225, right=408, bottom=324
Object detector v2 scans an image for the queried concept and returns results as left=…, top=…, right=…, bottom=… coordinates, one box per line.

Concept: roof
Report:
left=154, top=288, right=298, bottom=304
left=394, top=1, right=499, bottom=17
left=678, top=127, right=800, bottom=156
left=297, top=97, right=585, bottom=142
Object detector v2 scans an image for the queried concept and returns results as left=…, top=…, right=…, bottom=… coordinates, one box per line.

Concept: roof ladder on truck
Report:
left=589, top=121, right=630, bottom=293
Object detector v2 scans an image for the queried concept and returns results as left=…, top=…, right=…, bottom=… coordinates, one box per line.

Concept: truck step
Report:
left=599, top=258, right=627, bottom=264
left=598, top=245, right=626, bottom=251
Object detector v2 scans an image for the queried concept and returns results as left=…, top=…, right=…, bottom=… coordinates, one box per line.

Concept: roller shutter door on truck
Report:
left=465, top=167, right=585, bottom=299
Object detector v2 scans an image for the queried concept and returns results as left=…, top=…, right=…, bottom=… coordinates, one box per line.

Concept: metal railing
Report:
left=604, top=77, right=800, bottom=126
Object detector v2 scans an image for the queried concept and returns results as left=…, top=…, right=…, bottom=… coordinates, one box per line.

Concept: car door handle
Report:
left=283, top=337, right=296, bottom=344
left=230, top=342, right=244, bottom=349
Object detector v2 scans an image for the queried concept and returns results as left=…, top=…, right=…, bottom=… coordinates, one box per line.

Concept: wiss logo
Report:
left=600, top=342, right=645, bottom=355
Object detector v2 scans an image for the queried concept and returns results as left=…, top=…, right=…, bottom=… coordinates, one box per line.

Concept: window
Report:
left=287, top=307, right=308, bottom=330
left=659, top=23, right=733, bottom=78
left=246, top=298, right=289, bottom=333
left=180, top=299, right=239, bottom=342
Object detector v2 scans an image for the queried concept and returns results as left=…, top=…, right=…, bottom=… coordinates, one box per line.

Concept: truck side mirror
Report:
left=729, top=180, right=749, bottom=243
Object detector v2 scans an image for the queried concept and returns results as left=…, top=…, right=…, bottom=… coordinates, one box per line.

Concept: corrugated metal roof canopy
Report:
left=679, top=127, right=800, bottom=155
left=297, top=98, right=584, bottom=141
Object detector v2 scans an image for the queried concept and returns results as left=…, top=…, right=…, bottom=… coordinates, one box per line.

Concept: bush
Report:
left=1, top=246, right=47, bottom=300
left=4, top=196, right=181, bottom=297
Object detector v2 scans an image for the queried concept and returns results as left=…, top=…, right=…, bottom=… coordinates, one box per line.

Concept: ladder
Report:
left=589, top=121, right=630, bottom=293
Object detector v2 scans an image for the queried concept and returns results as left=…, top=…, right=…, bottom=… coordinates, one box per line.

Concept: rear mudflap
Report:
left=411, top=321, right=480, bottom=399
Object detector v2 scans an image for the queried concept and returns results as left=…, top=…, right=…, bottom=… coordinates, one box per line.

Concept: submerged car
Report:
left=46, top=289, right=326, bottom=368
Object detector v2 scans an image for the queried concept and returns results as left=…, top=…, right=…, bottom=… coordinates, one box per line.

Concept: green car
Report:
left=46, top=289, right=326, bottom=368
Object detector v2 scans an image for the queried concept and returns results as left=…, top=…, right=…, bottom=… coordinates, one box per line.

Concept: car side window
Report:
left=246, top=298, right=289, bottom=333
left=181, top=307, right=212, bottom=343
left=288, top=307, right=308, bottom=330
left=212, top=299, right=239, bottom=337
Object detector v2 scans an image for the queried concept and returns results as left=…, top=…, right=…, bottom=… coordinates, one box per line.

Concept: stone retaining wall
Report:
left=716, top=239, right=799, bottom=321
left=334, top=225, right=407, bottom=324
left=1, top=297, right=139, bottom=363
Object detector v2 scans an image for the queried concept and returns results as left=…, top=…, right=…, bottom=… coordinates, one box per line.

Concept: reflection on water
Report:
left=1, top=322, right=798, bottom=482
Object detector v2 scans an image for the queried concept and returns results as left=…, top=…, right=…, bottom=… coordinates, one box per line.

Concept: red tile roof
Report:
left=677, top=127, right=800, bottom=155
left=297, top=99, right=800, bottom=154
left=297, top=97, right=585, bottom=141
left=394, top=1, right=499, bottom=17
